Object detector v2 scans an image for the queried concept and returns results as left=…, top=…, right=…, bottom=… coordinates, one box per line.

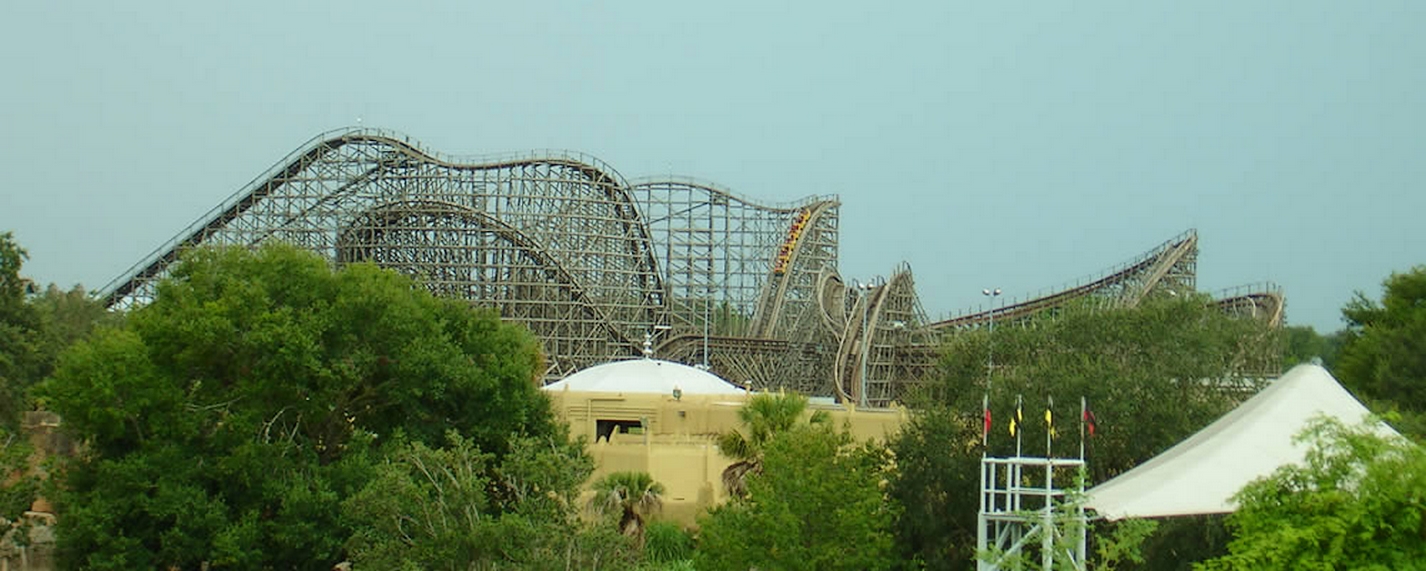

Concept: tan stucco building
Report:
left=542, top=358, right=906, bottom=525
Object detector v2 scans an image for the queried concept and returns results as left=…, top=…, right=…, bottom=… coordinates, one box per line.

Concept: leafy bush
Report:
left=642, top=520, right=693, bottom=563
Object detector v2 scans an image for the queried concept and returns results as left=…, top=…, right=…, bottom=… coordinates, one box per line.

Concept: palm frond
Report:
left=720, top=459, right=757, bottom=499
left=717, top=430, right=755, bottom=461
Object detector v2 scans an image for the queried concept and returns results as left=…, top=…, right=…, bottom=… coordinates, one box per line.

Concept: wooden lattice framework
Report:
left=103, top=129, right=1284, bottom=402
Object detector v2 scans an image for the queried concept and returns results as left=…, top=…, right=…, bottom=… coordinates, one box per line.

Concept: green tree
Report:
left=344, top=430, right=634, bottom=570
left=0, top=427, right=37, bottom=524
left=1335, top=266, right=1426, bottom=437
left=696, top=423, right=896, bottom=571
left=0, top=232, right=41, bottom=522
left=1197, top=417, right=1426, bottom=570
left=0, top=231, right=43, bottom=429
left=716, top=392, right=829, bottom=497
left=1281, top=325, right=1345, bottom=371
left=36, top=243, right=556, bottom=570
left=893, top=295, right=1275, bottom=570
left=589, top=471, right=665, bottom=540
left=29, top=284, right=121, bottom=373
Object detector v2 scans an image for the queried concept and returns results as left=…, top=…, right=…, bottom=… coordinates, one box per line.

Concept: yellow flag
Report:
left=1045, top=407, right=1057, bottom=439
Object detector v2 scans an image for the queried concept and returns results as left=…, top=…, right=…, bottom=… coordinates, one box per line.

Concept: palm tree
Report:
left=717, top=392, right=830, bottom=498
left=589, top=471, right=665, bottom=539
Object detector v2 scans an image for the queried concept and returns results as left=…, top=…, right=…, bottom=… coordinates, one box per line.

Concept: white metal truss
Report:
left=978, top=455, right=1088, bottom=571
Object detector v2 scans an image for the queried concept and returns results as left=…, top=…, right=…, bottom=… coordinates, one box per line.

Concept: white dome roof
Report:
left=542, top=359, right=747, bottom=396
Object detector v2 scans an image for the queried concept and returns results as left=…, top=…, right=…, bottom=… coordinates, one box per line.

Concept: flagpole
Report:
left=1080, top=396, right=1086, bottom=461
left=1046, top=395, right=1054, bottom=460
left=1014, top=394, right=1023, bottom=459
left=982, top=393, right=990, bottom=452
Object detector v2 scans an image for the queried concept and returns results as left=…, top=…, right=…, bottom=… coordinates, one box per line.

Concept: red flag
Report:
left=982, top=394, right=991, bottom=442
left=1083, top=405, right=1098, bottom=437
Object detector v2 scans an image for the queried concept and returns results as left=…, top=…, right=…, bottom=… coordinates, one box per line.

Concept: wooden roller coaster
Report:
left=102, top=129, right=1285, bottom=406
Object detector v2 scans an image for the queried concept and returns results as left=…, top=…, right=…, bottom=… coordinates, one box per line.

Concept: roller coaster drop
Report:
left=103, top=129, right=1283, bottom=406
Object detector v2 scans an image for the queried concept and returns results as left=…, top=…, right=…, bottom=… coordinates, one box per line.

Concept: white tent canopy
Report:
left=1084, top=364, right=1397, bottom=520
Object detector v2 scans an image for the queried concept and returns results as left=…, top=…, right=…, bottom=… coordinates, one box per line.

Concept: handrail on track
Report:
left=1212, top=281, right=1283, bottom=301
left=628, top=175, right=837, bottom=213
left=930, top=229, right=1198, bottom=330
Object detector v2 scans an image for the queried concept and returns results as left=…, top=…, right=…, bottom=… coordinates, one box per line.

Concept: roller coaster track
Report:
left=627, top=178, right=843, bottom=395
left=826, top=264, right=939, bottom=406
left=924, top=231, right=1285, bottom=380
left=98, top=128, right=1287, bottom=397
left=930, top=229, right=1199, bottom=330
left=749, top=199, right=840, bottom=339
left=1214, top=283, right=1285, bottom=326
left=102, top=128, right=666, bottom=377
left=102, top=130, right=850, bottom=384
left=336, top=199, right=636, bottom=351
left=1215, top=283, right=1287, bottom=377
left=654, top=333, right=829, bottom=393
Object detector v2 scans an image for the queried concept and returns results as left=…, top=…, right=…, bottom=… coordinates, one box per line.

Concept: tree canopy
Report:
left=0, top=232, right=45, bottom=531
left=37, top=243, right=557, bottom=569
left=1335, top=265, right=1426, bottom=437
left=696, top=422, right=896, bottom=571
left=342, top=430, right=638, bottom=570
left=0, top=231, right=43, bottom=429
left=1197, top=417, right=1426, bottom=570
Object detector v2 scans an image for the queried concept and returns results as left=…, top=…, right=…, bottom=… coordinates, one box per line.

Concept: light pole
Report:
left=983, top=288, right=1001, bottom=389
left=699, top=286, right=712, bottom=370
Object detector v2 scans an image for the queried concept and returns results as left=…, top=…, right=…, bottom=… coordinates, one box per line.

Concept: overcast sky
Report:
left=3, top=1, right=1422, bottom=332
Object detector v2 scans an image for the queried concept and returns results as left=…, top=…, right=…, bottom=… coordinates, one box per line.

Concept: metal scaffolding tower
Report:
left=978, top=456, right=1088, bottom=571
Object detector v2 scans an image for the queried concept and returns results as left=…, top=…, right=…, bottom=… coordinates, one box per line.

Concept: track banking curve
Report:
left=98, top=129, right=1286, bottom=400
left=931, top=230, right=1200, bottom=330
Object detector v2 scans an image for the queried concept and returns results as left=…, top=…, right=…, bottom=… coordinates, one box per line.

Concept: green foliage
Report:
left=1127, top=515, right=1230, bottom=571
left=639, top=560, right=695, bottom=571
left=641, top=521, right=693, bottom=563
left=0, top=232, right=26, bottom=300
left=1196, top=417, right=1426, bottom=571
left=1281, top=325, right=1343, bottom=371
left=1335, top=266, right=1426, bottom=437
left=0, top=233, right=40, bottom=525
left=887, top=406, right=981, bottom=569
left=712, top=300, right=751, bottom=337
left=1094, top=518, right=1160, bottom=571
left=590, top=471, right=665, bottom=539
left=0, top=428, right=37, bottom=522
left=36, top=243, right=555, bottom=569
left=29, top=283, right=121, bottom=373
left=696, top=424, right=896, bottom=571
left=716, top=392, right=830, bottom=497
left=0, top=231, right=43, bottom=429
left=344, top=432, right=495, bottom=568
left=343, top=430, right=624, bottom=570
left=893, top=296, right=1270, bottom=570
